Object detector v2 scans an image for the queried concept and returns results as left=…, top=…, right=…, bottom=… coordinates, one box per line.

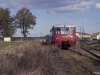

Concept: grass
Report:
left=0, top=41, right=25, bottom=49
left=0, top=40, right=59, bottom=75
left=0, top=40, right=99, bottom=75
left=90, top=43, right=100, bottom=50
left=78, top=40, right=100, bottom=51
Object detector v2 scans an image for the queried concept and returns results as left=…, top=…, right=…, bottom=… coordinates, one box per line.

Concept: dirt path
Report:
left=51, top=50, right=73, bottom=75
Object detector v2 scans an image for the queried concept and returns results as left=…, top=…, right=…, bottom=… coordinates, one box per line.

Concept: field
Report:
left=0, top=40, right=100, bottom=75
left=90, top=42, right=100, bottom=51
left=80, top=40, right=100, bottom=51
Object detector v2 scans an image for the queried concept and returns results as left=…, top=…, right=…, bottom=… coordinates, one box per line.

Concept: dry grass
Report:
left=0, top=41, right=25, bottom=50
left=0, top=40, right=98, bottom=75
left=0, top=40, right=60, bottom=75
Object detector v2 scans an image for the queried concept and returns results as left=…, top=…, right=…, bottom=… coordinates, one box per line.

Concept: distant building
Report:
left=76, top=32, right=91, bottom=39
left=92, top=32, right=100, bottom=40
left=4, top=37, right=11, bottom=42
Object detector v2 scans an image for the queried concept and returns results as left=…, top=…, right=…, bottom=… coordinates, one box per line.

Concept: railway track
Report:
left=69, top=46, right=100, bottom=62
left=60, top=50, right=94, bottom=75
left=81, top=47, right=100, bottom=61
left=60, top=46, right=100, bottom=75
left=77, top=40, right=100, bottom=61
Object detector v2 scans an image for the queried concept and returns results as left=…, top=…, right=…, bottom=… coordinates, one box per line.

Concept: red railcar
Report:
left=50, top=24, right=76, bottom=49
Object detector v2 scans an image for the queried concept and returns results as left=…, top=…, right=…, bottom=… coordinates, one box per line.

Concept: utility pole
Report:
left=78, top=26, right=85, bottom=46
left=82, top=26, right=84, bottom=39
left=78, top=26, right=85, bottom=39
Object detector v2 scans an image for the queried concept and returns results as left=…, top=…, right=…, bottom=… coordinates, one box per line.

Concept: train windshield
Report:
left=55, top=28, right=60, bottom=34
left=70, top=27, right=75, bottom=34
left=61, top=27, right=69, bottom=34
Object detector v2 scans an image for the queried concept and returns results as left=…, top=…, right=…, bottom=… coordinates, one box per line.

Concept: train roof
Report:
left=53, top=24, right=75, bottom=28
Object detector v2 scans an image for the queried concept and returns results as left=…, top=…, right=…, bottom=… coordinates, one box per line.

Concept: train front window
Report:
left=61, top=27, right=69, bottom=34
left=70, top=27, right=75, bottom=34
left=55, top=28, right=60, bottom=34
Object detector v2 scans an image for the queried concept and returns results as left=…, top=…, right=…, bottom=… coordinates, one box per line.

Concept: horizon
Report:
left=0, top=0, right=100, bottom=37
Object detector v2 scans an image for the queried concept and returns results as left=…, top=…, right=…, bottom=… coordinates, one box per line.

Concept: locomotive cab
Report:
left=50, top=25, right=76, bottom=49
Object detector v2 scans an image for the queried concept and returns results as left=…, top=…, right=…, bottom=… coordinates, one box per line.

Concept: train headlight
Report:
left=56, top=37, right=57, bottom=39
left=70, top=36, right=73, bottom=38
left=55, top=36, right=57, bottom=39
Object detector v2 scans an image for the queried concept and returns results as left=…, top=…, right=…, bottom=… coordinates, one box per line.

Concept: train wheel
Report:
left=61, top=41, right=69, bottom=50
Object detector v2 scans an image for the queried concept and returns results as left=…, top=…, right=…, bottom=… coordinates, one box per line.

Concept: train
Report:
left=46, top=24, right=76, bottom=49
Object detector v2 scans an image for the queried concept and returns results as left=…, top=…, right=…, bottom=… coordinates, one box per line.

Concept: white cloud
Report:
left=0, top=0, right=97, bottom=13
left=95, top=3, right=100, bottom=8
left=48, top=1, right=94, bottom=13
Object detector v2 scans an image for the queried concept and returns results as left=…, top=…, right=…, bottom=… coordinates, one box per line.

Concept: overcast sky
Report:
left=0, top=0, right=100, bottom=37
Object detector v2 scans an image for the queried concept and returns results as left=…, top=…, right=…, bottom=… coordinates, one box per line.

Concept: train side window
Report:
left=55, top=28, right=60, bottom=34
left=61, top=27, right=69, bottom=34
left=70, top=27, right=75, bottom=34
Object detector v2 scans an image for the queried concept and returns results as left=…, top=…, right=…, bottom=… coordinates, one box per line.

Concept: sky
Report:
left=0, top=0, right=100, bottom=37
